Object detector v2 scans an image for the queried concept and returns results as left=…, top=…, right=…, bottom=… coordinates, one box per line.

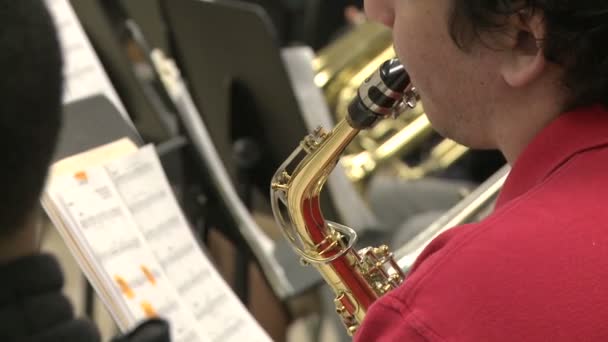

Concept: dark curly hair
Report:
left=449, top=1, right=608, bottom=109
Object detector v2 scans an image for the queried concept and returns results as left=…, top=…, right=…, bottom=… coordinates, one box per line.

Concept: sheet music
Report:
left=106, top=145, right=272, bottom=342
left=45, top=0, right=127, bottom=117
left=49, top=167, right=205, bottom=342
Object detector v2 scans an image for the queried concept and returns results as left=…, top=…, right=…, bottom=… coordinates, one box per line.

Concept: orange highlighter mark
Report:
left=141, top=265, right=157, bottom=285
left=115, top=276, right=135, bottom=299
left=141, top=301, right=157, bottom=318
left=74, top=171, right=88, bottom=182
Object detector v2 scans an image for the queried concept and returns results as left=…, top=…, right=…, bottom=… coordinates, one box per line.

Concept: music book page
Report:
left=45, top=0, right=127, bottom=116
left=43, top=141, right=271, bottom=342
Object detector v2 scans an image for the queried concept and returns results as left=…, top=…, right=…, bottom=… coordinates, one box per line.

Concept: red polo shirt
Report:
left=355, top=105, right=608, bottom=341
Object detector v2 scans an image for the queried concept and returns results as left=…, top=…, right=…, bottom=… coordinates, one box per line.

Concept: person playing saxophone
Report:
left=356, top=1, right=608, bottom=341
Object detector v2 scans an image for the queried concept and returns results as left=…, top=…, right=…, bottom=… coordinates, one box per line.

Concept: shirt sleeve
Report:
left=354, top=297, right=431, bottom=342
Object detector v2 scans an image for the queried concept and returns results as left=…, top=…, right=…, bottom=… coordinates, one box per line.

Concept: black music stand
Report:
left=161, top=0, right=335, bottom=297
left=70, top=0, right=173, bottom=143
left=54, top=95, right=142, bottom=162
left=161, top=0, right=326, bottom=201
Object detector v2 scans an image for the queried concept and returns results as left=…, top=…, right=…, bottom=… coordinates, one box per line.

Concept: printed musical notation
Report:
left=176, top=269, right=211, bottom=295
left=54, top=165, right=204, bottom=342
left=44, top=0, right=127, bottom=116
left=96, top=238, right=140, bottom=262
left=144, top=216, right=180, bottom=240
left=106, top=146, right=272, bottom=341
left=48, top=143, right=271, bottom=342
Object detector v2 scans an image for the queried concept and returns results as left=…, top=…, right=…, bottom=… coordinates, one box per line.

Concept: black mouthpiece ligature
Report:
left=347, top=58, right=416, bottom=129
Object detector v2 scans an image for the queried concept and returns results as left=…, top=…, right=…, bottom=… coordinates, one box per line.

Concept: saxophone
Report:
left=270, top=59, right=418, bottom=335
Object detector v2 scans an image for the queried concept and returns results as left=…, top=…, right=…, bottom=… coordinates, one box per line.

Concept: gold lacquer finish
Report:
left=313, top=22, right=394, bottom=95
left=271, top=119, right=405, bottom=334
left=271, top=58, right=417, bottom=334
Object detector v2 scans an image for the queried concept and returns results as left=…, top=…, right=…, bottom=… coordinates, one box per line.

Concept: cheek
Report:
left=392, top=16, right=469, bottom=107
left=391, top=11, right=442, bottom=84
left=392, top=23, right=437, bottom=106
left=364, top=0, right=394, bottom=27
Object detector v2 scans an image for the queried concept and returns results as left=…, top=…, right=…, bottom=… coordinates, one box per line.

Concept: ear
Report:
left=500, top=10, right=547, bottom=88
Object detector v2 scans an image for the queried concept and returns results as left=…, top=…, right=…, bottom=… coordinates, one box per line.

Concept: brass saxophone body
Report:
left=271, top=59, right=418, bottom=334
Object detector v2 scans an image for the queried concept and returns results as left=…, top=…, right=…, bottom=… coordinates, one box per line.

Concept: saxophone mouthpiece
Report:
left=379, top=58, right=410, bottom=92
left=347, top=58, right=418, bottom=129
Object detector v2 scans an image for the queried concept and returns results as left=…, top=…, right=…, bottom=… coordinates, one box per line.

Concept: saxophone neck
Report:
left=270, top=119, right=360, bottom=261
left=292, top=120, right=360, bottom=197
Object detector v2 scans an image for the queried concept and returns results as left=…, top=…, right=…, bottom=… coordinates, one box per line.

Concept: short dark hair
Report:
left=449, top=1, right=608, bottom=109
left=0, top=1, right=63, bottom=236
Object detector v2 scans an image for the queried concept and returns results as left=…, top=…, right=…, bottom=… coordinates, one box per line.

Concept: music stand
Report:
left=54, top=95, right=142, bottom=162
left=159, top=0, right=341, bottom=295
left=160, top=0, right=319, bottom=196
left=160, top=0, right=387, bottom=298
left=69, top=0, right=172, bottom=142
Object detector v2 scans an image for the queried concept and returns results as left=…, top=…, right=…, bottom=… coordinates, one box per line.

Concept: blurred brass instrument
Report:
left=271, top=59, right=416, bottom=334
left=396, top=165, right=510, bottom=271
left=313, top=22, right=469, bottom=184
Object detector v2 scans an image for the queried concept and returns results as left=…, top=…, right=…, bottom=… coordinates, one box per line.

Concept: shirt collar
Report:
left=496, top=104, right=608, bottom=208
